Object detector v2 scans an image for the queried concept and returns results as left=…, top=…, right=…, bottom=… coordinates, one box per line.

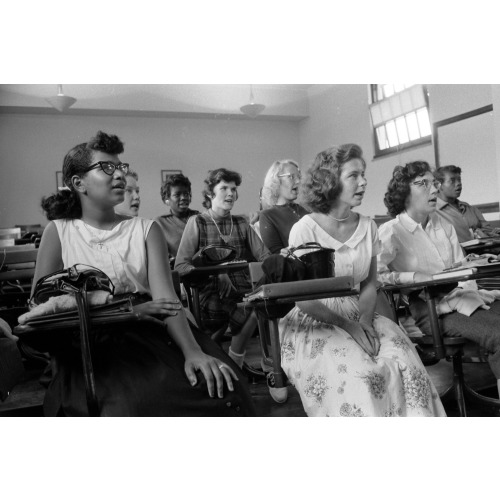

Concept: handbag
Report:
left=286, top=242, right=335, bottom=280
left=14, top=264, right=140, bottom=416
left=192, top=244, right=237, bottom=267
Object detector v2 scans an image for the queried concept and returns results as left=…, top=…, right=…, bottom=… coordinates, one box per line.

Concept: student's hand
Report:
left=343, top=320, right=378, bottom=357
left=133, top=298, right=182, bottom=317
left=184, top=351, right=239, bottom=398
left=218, top=274, right=236, bottom=298
left=359, top=318, right=380, bottom=356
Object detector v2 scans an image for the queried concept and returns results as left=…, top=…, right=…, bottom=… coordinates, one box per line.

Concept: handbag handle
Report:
left=287, top=242, right=324, bottom=260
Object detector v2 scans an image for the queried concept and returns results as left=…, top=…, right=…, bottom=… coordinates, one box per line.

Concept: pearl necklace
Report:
left=328, top=211, right=351, bottom=222
left=208, top=210, right=233, bottom=244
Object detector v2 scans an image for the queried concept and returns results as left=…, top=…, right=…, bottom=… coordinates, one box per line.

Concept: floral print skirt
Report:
left=279, top=296, right=446, bottom=417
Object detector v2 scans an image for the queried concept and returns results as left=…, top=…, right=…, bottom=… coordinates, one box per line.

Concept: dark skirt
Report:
left=43, top=320, right=257, bottom=417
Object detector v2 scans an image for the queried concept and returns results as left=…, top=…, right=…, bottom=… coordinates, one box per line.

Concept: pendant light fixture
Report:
left=240, top=84, right=265, bottom=118
left=45, top=84, right=77, bottom=112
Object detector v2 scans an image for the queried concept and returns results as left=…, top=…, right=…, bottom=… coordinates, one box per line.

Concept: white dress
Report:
left=279, top=214, right=446, bottom=417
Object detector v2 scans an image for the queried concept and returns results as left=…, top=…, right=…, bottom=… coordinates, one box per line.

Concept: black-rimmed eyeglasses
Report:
left=88, top=161, right=130, bottom=176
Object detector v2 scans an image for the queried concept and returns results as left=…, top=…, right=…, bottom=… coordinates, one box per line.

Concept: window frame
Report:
left=369, top=84, right=432, bottom=159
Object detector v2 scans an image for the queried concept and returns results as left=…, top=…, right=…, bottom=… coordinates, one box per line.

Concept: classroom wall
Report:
left=0, top=113, right=301, bottom=228
left=298, top=84, right=498, bottom=218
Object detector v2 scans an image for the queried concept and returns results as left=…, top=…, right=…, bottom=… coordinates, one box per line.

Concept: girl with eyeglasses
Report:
left=33, top=131, right=256, bottom=416
left=259, top=159, right=309, bottom=253
left=378, top=161, right=500, bottom=399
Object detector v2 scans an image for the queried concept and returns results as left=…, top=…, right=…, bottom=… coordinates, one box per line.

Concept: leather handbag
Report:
left=14, top=264, right=138, bottom=416
left=192, top=244, right=237, bottom=267
left=286, top=242, right=335, bottom=280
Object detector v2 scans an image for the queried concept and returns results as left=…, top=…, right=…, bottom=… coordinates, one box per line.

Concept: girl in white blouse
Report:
left=378, top=161, right=500, bottom=398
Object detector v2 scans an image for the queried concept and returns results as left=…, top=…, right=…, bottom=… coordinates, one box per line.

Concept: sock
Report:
left=228, top=347, right=246, bottom=368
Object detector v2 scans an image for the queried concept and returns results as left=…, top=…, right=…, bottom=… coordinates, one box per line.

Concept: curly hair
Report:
left=261, top=159, right=300, bottom=208
left=160, top=173, right=192, bottom=202
left=383, top=161, right=433, bottom=217
left=41, top=131, right=125, bottom=220
left=435, top=164, right=461, bottom=184
left=202, top=168, right=242, bottom=209
left=300, top=144, right=366, bottom=214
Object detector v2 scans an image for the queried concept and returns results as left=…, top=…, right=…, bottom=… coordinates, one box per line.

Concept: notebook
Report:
left=244, top=276, right=353, bottom=301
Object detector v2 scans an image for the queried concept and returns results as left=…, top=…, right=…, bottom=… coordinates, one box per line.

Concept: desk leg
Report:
left=191, top=287, right=203, bottom=330
left=268, top=318, right=286, bottom=389
left=424, top=288, right=445, bottom=359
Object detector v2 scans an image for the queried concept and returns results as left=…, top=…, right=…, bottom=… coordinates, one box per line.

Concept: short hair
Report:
left=435, top=165, right=461, bottom=184
left=300, top=144, right=366, bottom=214
left=384, top=161, right=434, bottom=217
left=261, top=159, right=300, bottom=208
left=42, top=130, right=125, bottom=220
left=126, top=169, right=138, bottom=181
left=160, top=173, right=192, bottom=202
left=202, top=168, right=242, bottom=209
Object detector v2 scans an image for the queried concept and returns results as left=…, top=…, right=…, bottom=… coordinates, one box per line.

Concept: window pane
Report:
left=416, top=107, right=431, bottom=137
left=383, top=84, right=395, bottom=98
left=376, top=126, right=389, bottom=150
left=386, top=120, right=399, bottom=147
left=406, top=112, right=421, bottom=140
left=376, top=85, right=384, bottom=102
left=395, top=116, right=410, bottom=144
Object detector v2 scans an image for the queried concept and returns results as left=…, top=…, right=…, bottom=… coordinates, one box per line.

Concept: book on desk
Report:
left=461, top=237, right=500, bottom=248
left=432, top=262, right=500, bottom=281
left=243, top=276, right=353, bottom=301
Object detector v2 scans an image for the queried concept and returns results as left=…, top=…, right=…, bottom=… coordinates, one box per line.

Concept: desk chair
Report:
left=382, top=284, right=500, bottom=417
left=248, top=262, right=288, bottom=403
left=0, top=247, right=38, bottom=307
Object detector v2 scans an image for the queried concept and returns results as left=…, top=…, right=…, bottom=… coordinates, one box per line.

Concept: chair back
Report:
left=0, top=247, right=38, bottom=307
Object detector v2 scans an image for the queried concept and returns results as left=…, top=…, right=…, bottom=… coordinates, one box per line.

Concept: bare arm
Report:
left=146, top=222, right=238, bottom=397
left=31, top=221, right=64, bottom=297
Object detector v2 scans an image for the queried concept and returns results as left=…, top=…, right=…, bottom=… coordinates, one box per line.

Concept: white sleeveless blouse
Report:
left=54, top=217, right=154, bottom=295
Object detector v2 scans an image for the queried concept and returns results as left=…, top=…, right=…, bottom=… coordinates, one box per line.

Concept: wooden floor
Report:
left=1, top=334, right=499, bottom=417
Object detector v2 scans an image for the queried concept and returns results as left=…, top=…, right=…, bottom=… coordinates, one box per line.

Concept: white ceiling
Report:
left=0, top=84, right=314, bottom=120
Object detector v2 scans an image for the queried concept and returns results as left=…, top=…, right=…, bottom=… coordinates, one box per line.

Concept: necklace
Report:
left=328, top=211, right=351, bottom=222
left=208, top=210, right=233, bottom=244
left=81, top=217, right=118, bottom=249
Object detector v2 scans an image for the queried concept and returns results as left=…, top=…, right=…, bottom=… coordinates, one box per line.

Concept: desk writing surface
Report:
left=381, top=265, right=500, bottom=293
left=181, top=262, right=249, bottom=284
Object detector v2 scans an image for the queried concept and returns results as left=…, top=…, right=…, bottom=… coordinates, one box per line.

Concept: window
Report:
left=369, top=84, right=431, bottom=157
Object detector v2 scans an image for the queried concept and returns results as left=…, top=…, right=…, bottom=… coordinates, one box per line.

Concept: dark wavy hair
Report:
left=435, top=164, right=461, bottom=184
left=384, top=161, right=433, bottom=217
left=41, top=131, right=125, bottom=220
left=300, top=144, right=366, bottom=214
left=202, top=168, right=242, bottom=209
left=160, top=173, right=192, bottom=202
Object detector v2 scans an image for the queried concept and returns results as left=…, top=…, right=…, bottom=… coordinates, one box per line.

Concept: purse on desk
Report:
left=192, top=244, right=237, bottom=267
left=14, top=264, right=140, bottom=416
